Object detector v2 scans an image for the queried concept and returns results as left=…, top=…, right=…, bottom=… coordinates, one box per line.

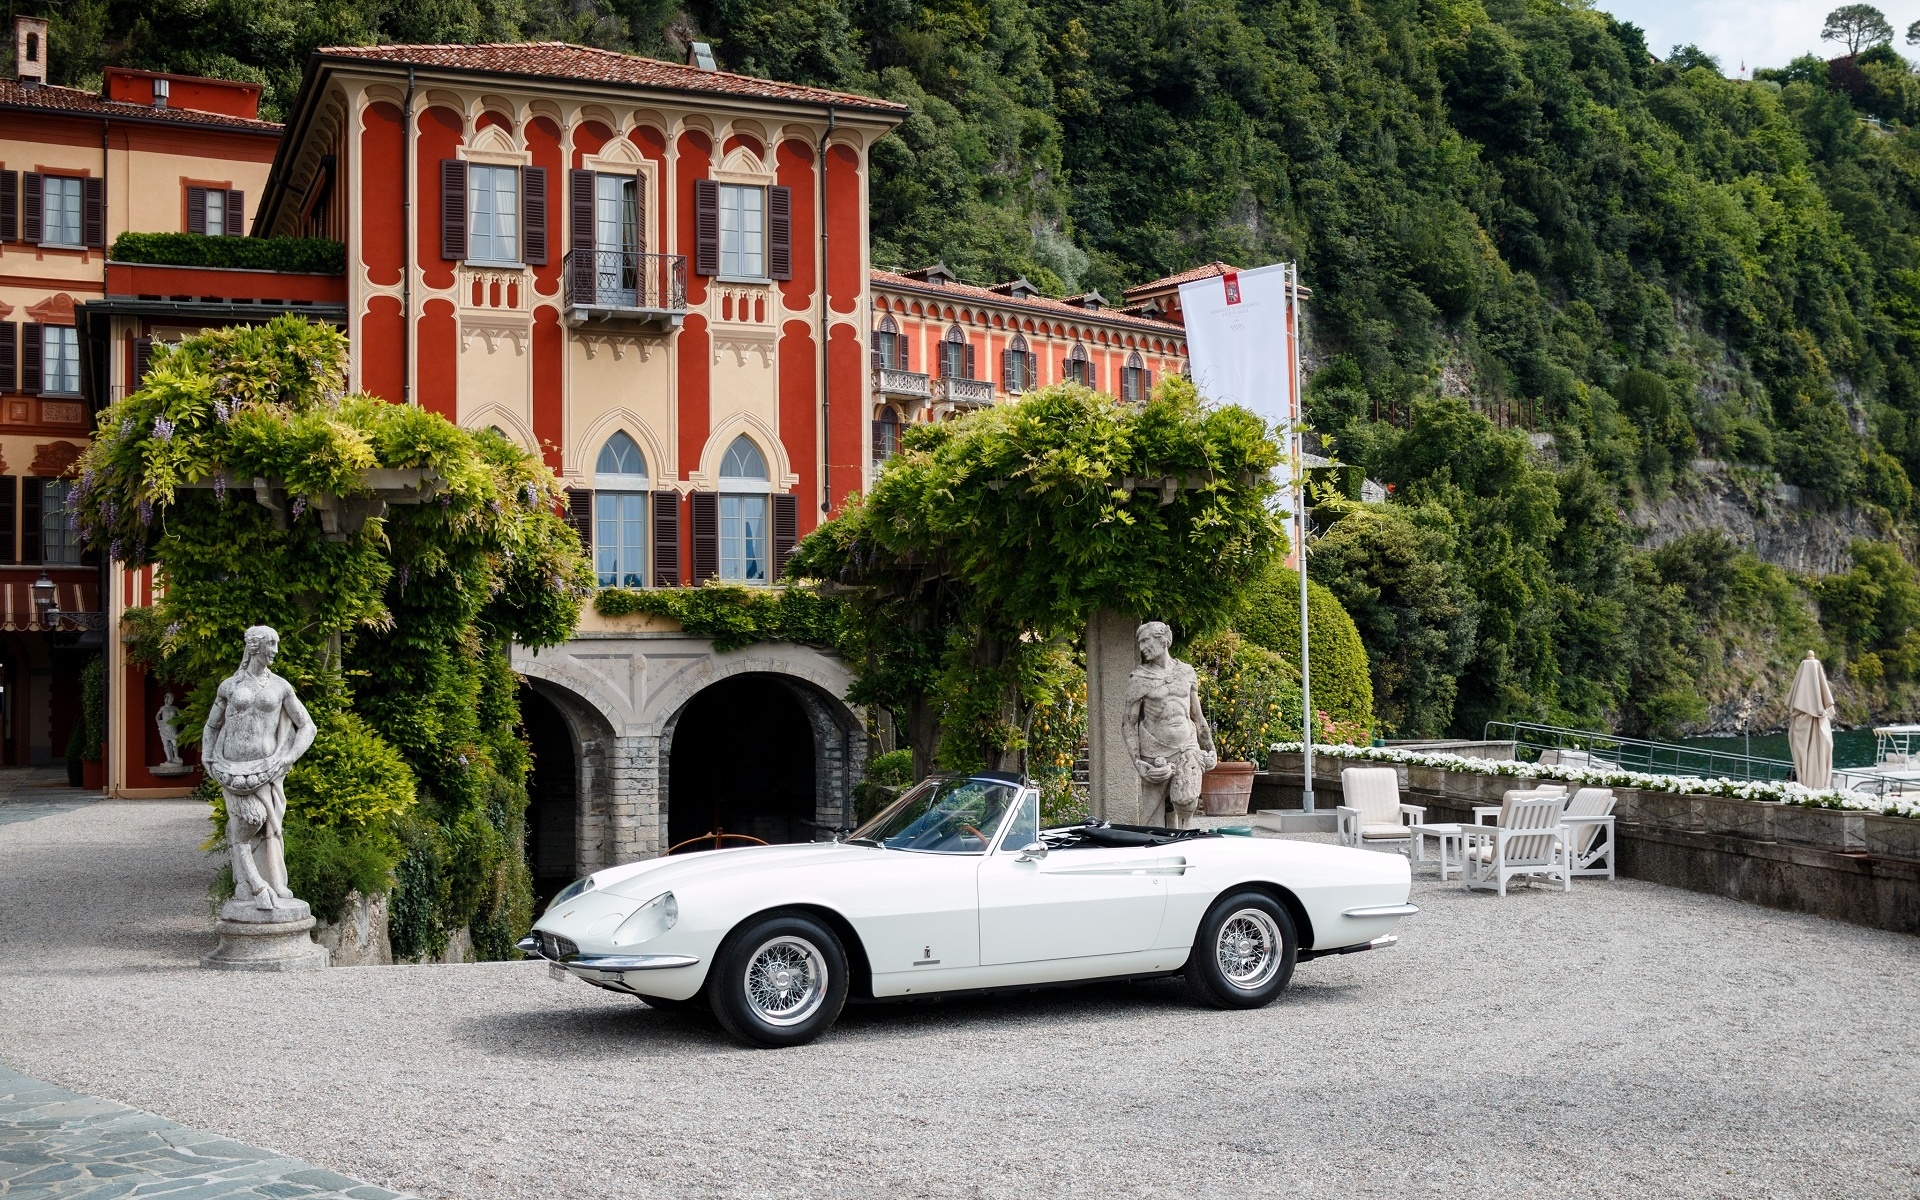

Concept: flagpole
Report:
left=1292, top=262, right=1314, bottom=814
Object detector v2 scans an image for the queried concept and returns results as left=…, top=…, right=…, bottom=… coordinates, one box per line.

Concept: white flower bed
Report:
left=1270, top=742, right=1920, bottom=820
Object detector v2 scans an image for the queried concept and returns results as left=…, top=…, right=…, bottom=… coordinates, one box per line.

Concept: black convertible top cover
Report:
left=1040, top=820, right=1222, bottom=849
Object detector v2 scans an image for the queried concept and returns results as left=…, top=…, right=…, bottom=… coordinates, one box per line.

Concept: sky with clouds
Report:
left=1593, top=0, right=1920, bottom=74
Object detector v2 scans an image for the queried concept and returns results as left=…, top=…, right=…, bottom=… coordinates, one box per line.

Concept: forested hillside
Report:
left=27, top=0, right=1920, bottom=736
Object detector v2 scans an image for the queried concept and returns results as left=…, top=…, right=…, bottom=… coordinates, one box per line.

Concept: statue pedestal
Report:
left=149, top=762, right=196, bottom=777
left=203, top=897, right=330, bottom=971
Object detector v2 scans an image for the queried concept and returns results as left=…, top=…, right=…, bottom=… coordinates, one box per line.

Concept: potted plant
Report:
left=1188, top=632, right=1301, bottom=815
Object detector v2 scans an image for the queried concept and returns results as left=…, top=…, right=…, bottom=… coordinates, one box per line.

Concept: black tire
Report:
left=1184, top=889, right=1298, bottom=1009
left=707, top=912, right=849, bottom=1048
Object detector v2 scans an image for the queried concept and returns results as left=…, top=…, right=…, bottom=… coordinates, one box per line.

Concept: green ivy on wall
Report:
left=595, top=583, right=842, bottom=652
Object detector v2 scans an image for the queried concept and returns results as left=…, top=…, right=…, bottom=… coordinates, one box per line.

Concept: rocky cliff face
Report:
left=1630, top=463, right=1897, bottom=577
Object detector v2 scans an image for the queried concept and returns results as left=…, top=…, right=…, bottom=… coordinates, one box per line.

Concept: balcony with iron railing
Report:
left=563, top=250, right=688, bottom=330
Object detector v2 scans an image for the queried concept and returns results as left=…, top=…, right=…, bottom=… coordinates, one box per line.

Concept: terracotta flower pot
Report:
left=81, top=758, right=104, bottom=789
left=1200, top=760, right=1258, bottom=816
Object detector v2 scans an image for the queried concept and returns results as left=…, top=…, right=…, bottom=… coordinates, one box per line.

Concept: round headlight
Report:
left=547, top=876, right=596, bottom=911
left=611, top=891, right=677, bottom=946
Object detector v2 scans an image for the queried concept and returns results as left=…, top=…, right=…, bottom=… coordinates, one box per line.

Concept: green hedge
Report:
left=595, top=583, right=841, bottom=652
left=110, top=232, right=346, bottom=275
left=1231, top=562, right=1375, bottom=736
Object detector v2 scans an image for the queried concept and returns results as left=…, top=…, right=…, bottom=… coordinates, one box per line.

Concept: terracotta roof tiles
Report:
left=320, top=43, right=906, bottom=115
left=0, top=78, right=281, bottom=132
left=872, top=270, right=1186, bottom=339
left=1121, top=261, right=1238, bottom=298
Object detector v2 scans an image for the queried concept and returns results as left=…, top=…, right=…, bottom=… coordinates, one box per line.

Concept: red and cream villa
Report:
left=0, top=21, right=1195, bottom=878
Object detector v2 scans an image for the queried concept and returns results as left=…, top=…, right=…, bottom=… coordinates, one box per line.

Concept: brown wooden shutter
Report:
left=1001, top=349, right=1016, bottom=389
left=965, top=343, right=976, bottom=380
left=633, top=170, right=647, bottom=255
left=0, top=171, right=16, bottom=242
left=565, top=487, right=593, bottom=551
left=186, top=187, right=207, bottom=234
left=0, top=477, right=16, bottom=564
left=1144, top=369, right=1153, bottom=394
left=0, top=323, right=13, bottom=393
left=772, top=492, right=798, bottom=578
left=652, top=490, right=681, bottom=587
left=693, top=178, right=719, bottom=276
left=690, top=491, right=718, bottom=582
left=439, top=159, right=467, bottom=261
left=1026, top=352, right=1038, bottom=385
left=522, top=167, right=547, bottom=266
left=21, top=324, right=41, bottom=393
left=225, top=189, right=244, bottom=235
left=21, top=478, right=42, bottom=565
left=22, top=172, right=41, bottom=243
left=132, top=336, right=153, bottom=388
left=83, top=177, right=103, bottom=248
left=767, top=185, right=792, bottom=280
left=568, top=168, right=594, bottom=298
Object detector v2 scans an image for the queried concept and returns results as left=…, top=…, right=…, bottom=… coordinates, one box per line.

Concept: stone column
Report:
left=1084, top=607, right=1141, bottom=823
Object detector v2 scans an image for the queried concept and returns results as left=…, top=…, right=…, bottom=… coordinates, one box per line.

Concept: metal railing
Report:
left=563, top=249, right=686, bottom=315
left=1484, top=720, right=1797, bottom=784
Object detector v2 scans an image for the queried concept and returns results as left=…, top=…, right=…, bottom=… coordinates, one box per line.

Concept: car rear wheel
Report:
left=1185, top=890, right=1297, bottom=1009
left=708, top=912, right=848, bottom=1048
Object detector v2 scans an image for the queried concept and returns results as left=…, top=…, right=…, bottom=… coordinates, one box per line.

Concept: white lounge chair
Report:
left=1460, top=793, right=1569, bottom=896
left=1561, top=786, right=1617, bottom=879
left=1472, top=784, right=1567, bottom=827
left=1336, top=767, right=1425, bottom=854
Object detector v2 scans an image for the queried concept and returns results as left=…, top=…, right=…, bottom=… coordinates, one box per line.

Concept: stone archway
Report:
left=511, top=634, right=866, bottom=863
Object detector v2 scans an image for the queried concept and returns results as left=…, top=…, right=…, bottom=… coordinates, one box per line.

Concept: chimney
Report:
left=688, top=41, right=717, bottom=71
left=14, top=17, right=49, bottom=87
left=152, top=76, right=169, bottom=108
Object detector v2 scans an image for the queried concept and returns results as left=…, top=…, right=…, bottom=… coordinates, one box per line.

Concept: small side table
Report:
left=1408, top=822, right=1466, bottom=881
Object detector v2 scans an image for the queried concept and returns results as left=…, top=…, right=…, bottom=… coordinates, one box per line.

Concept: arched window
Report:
left=1120, top=350, right=1152, bottom=404
left=938, top=323, right=973, bottom=381
left=718, top=435, right=770, bottom=582
left=872, top=313, right=905, bottom=370
left=1002, top=332, right=1036, bottom=395
left=872, top=406, right=902, bottom=468
left=593, top=432, right=649, bottom=588
left=1064, top=341, right=1093, bottom=388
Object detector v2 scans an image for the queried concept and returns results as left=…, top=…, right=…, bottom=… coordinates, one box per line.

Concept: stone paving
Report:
left=0, top=1064, right=415, bottom=1199
left=0, top=767, right=98, bottom=829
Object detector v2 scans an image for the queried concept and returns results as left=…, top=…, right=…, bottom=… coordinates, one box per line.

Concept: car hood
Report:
left=587, top=841, right=881, bottom=899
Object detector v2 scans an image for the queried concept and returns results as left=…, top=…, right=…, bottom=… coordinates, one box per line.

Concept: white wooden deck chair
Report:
left=1562, top=787, right=1616, bottom=879
left=1336, top=767, right=1424, bottom=854
left=1472, top=784, right=1567, bottom=826
left=1460, top=793, right=1569, bottom=896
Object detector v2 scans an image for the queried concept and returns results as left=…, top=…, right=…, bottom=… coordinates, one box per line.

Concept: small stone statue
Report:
left=203, top=626, right=315, bottom=913
left=155, top=692, right=182, bottom=766
left=1122, top=621, right=1218, bottom=829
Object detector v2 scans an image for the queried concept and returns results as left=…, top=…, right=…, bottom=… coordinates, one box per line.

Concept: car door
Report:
left=976, top=794, right=1173, bottom=965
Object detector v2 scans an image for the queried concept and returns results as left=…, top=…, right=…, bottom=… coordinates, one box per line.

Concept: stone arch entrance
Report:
left=510, top=634, right=865, bottom=865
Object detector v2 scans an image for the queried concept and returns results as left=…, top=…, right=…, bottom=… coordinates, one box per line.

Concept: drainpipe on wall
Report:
left=818, top=104, right=835, bottom=512
left=402, top=66, right=415, bottom=405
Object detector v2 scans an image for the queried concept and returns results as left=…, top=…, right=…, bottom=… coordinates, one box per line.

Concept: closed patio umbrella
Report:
left=1786, top=651, right=1836, bottom=790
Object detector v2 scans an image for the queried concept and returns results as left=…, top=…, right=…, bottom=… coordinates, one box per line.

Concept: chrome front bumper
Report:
left=517, top=935, right=699, bottom=972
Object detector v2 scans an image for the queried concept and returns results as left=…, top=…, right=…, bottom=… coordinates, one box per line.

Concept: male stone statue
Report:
left=154, top=692, right=182, bottom=766
left=203, top=627, right=315, bottom=912
left=1122, top=620, right=1218, bottom=828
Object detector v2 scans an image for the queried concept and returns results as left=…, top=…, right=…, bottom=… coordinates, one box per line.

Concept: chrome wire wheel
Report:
left=742, top=935, right=829, bottom=1027
left=1215, top=907, right=1283, bottom=991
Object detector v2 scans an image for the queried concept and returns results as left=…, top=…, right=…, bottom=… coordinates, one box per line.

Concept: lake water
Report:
left=1678, top=728, right=1879, bottom=771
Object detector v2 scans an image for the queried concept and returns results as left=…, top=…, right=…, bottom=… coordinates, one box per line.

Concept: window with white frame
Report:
left=718, top=184, right=765, bottom=279
left=205, top=189, right=228, bottom=237
left=41, top=326, right=80, bottom=394
left=595, top=174, right=640, bottom=304
left=467, top=164, right=521, bottom=264
left=594, top=432, right=648, bottom=588
left=42, top=176, right=82, bottom=246
left=718, top=435, right=770, bottom=582
left=41, top=483, right=82, bottom=564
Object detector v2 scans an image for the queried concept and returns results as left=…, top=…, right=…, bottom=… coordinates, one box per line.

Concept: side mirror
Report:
left=1016, top=842, right=1048, bottom=862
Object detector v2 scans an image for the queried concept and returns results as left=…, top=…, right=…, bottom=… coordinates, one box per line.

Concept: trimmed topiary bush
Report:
left=109, top=232, right=346, bottom=274
left=1231, top=561, right=1374, bottom=735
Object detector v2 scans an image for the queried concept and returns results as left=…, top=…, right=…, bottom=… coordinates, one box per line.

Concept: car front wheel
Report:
left=1185, top=890, right=1298, bottom=1009
left=708, top=912, right=849, bottom=1048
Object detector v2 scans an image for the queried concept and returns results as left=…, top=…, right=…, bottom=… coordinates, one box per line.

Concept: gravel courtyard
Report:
left=3, top=797, right=1917, bottom=1200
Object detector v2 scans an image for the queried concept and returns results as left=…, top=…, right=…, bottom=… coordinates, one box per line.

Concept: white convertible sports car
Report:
left=521, top=771, right=1417, bottom=1047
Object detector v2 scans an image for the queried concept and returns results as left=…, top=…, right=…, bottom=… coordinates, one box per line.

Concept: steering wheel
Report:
left=958, top=823, right=987, bottom=843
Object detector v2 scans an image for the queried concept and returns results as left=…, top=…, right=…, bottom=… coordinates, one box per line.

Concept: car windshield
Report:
left=850, top=776, right=1022, bottom=854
